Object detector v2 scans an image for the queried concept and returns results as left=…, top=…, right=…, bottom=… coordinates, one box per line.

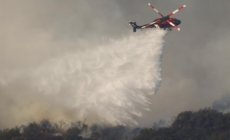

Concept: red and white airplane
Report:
left=129, top=3, right=186, bottom=32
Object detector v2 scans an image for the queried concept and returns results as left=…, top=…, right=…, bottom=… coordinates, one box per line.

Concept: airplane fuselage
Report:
left=154, top=17, right=181, bottom=28
left=129, top=3, right=185, bottom=32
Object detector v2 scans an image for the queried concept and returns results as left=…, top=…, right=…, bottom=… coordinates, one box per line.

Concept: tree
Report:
left=0, top=127, right=21, bottom=140
left=64, top=127, right=82, bottom=140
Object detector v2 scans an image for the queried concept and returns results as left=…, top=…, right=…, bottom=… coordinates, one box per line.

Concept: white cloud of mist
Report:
left=0, top=29, right=165, bottom=127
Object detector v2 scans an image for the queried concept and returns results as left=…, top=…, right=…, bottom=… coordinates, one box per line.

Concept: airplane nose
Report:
left=176, top=20, right=181, bottom=25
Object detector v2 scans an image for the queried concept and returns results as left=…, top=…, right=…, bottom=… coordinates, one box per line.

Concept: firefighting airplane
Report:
left=129, top=3, right=186, bottom=32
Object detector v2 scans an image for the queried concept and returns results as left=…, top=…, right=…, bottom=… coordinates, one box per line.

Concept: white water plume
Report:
left=1, top=30, right=166, bottom=126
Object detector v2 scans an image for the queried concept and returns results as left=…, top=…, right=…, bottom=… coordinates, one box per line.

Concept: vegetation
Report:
left=0, top=120, right=138, bottom=140
left=1, top=108, right=230, bottom=140
left=134, top=108, right=230, bottom=140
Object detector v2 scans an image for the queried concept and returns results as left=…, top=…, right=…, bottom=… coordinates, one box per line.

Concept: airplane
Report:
left=129, top=3, right=186, bottom=32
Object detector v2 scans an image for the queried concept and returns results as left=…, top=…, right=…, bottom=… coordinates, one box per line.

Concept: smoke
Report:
left=2, top=0, right=230, bottom=129
left=212, top=94, right=230, bottom=113
left=0, top=29, right=165, bottom=127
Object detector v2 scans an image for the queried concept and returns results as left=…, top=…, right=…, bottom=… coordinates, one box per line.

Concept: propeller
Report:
left=140, top=3, right=186, bottom=31
left=168, top=5, right=186, bottom=17
left=148, top=3, right=164, bottom=17
left=166, top=20, right=180, bottom=31
left=128, top=19, right=136, bottom=26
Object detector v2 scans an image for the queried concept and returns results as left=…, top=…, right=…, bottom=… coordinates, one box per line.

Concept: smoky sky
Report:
left=1, top=0, right=230, bottom=128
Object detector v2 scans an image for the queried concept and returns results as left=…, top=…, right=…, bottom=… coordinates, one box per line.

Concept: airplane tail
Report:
left=129, top=21, right=140, bottom=32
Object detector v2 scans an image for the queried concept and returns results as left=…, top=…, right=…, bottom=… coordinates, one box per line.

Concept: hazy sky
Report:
left=1, top=0, right=230, bottom=128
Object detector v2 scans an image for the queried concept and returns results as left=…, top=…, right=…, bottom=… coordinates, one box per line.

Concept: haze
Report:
left=1, top=0, right=230, bottom=128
